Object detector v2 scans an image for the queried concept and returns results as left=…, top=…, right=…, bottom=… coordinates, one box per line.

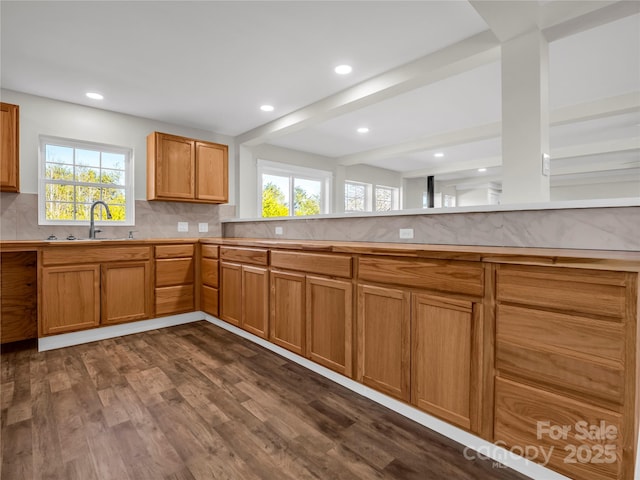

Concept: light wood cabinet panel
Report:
left=357, top=284, right=410, bottom=401
left=220, top=247, right=268, bottom=266
left=242, top=266, right=269, bottom=338
left=1, top=252, right=36, bottom=343
left=201, top=285, right=219, bottom=316
left=270, top=270, right=305, bottom=355
left=42, top=245, right=150, bottom=266
left=155, top=285, right=194, bottom=317
left=306, top=276, right=352, bottom=376
left=156, top=258, right=194, bottom=287
left=1, top=102, right=19, bottom=192
left=195, top=141, right=228, bottom=202
left=201, top=244, right=219, bottom=259
left=271, top=251, right=352, bottom=278
left=102, top=261, right=152, bottom=325
left=495, top=377, right=624, bottom=480
left=201, top=258, right=219, bottom=288
left=41, top=265, right=100, bottom=335
left=155, top=244, right=194, bottom=259
left=147, top=132, right=228, bottom=203
left=220, top=262, right=242, bottom=326
left=411, top=294, right=476, bottom=430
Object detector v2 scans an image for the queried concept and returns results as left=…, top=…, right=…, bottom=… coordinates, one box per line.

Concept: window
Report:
left=39, top=136, right=134, bottom=225
left=344, top=181, right=371, bottom=212
left=375, top=185, right=400, bottom=212
left=258, top=160, right=331, bottom=217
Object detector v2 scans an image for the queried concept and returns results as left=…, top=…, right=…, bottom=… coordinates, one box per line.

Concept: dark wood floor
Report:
left=1, top=321, right=531, bottom=480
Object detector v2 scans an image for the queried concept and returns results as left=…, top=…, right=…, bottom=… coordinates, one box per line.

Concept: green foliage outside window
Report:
left=262, top=182, right=320, bottom=217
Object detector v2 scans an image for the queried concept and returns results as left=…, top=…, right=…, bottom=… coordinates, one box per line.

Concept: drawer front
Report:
left=155, top=285, right=194, bottom=316
left=496, top=304, right=625, bottom=406
left=155, top=258, right=194, bottom=287
left=42, top=246, right=151, bottom=265
left=201, top=258, right=219, bottom=288
left=201, top=245, right=219, bottom=259
left=220, top=247, right=268, bottom=266
left=155, top=244, right=194, bottom=259
left=495, top=377, right=623, bottom=480
left=358, top=256, right=483, bottom=297
left=271, top=250, right=352, bottom=278
left=496, top=265, right=627, bottom=320
left=201, top=285, right=218, bottom=316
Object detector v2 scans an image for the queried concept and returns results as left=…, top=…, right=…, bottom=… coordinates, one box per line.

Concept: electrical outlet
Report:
left=399, top=228, right=414, bottom=239
left=177, top=222, right=188, bottom=232
left=198, top=222, right=208, bottom=233
left=275, top=226, right=283, bottom=235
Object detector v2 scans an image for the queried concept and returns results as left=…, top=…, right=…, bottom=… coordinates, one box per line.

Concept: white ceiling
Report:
left=1, top=0, right=639, bottom=180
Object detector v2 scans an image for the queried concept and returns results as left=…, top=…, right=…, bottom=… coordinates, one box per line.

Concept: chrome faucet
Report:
left=89, top=200, right=113, bottom=239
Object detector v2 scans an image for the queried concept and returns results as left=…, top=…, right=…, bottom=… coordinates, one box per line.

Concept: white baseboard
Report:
left=38, top=311, right=205, bottom=351
left=204, top=314, right=574, bottom=480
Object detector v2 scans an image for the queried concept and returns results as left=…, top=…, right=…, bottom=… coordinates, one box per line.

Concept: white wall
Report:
left=1, top=89, right=235, bottom=201
left=551, top=179, right=640, bottom=201
left=345, top=164, right=402, bottom=188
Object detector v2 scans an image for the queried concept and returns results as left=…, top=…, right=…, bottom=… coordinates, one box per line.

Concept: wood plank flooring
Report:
left=1, top=321, right=531, bottom=480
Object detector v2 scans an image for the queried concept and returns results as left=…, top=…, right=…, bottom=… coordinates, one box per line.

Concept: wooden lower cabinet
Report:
left=154, top=244, right=195, bottom=316
left=357, top=284, right=410, bottom=401
left=306, top=276, right=352, bottom=376
left=270, top=270, right=305, bottom=355
left=41, top=265, right=101, bottom=335
left=220, top=262, right=269, bottom=338
left=412, top=293, right=478, bottom=430
left=1, top=252, right=37, bottom=343
left=101, top=261, right=152, bottom=325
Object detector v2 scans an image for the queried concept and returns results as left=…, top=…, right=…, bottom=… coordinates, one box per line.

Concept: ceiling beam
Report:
left=236, top=31, right=500, bottom=146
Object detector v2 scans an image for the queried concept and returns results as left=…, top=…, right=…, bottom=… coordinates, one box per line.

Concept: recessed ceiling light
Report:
left=335, top=64, right=352, bottom=75
left=86, top=92, right=104, bottom=100
left=260, top=105, right=274, bottom=112
left=357, top=127, right=369, bottom=134
left=433, top=152, right=444, bottom=158
left=478, top=168, right=487, bottom=172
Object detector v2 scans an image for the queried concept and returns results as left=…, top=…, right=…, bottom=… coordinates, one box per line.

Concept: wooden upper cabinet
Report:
left=147, top=132, right=228, bottom=203
left=1, top=102, right=19, bottom=192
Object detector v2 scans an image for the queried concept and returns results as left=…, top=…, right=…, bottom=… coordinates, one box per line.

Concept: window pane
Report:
left=76, top=149, right=101, bottom=168
left=46, top=145, right=73, bottom=165
left=102, top=187, right=126, bottom=204
left=293, top=178, right=321, bottom=216
left=45, top=164, right=73, bottom=181
left=102, top=152, right=125, bottom=170
left=45, top=202, right=75, bottom=220
left=76, top=186, right=101, bottom=203
left=45, top=183, right=74, bottom=202
left=108, top=205, right=126, bottom=221
left=101, top=168, right=125, bottom=185
left=345, top=182, right=366, bottom=211
left=375, top=187, right=393, bottom=211
left=262, top=174, right=290, bottom=217
left=75, top=166, right=100, bottom=183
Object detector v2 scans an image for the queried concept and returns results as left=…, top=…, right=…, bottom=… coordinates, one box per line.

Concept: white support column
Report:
left=501, top=30, right=550, bottom=204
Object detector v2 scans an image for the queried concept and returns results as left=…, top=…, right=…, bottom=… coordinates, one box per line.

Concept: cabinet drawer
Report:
left=495, top=377, right=623, bottom=480
left=201, top=285, right=218, bottom=316
left=42, top=246, right=151, bottom=265
left=496, top=265, right=627, bottom=320
left=201, top=245, right=219, bottom=259
left=358, top=256, right=483, bottom=297
left=156, top=258, right=194, bottom=287
left=155, top=285, right=194, bottom=316
left=201, top=258, right=219, bottom=287
left=271, top=251, right=352, bottom=278
left=155, top=244, right=194, bottom=259
left=220, top=247, right=268, bottom=266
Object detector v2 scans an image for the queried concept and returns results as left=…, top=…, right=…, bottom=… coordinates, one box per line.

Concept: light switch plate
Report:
left=399, top=228, right=414, bottom=239
left=198, top=222, right=208, bottom=233
left=542, top=153, right=550, bottom=176
left=177, top=222, right=188, bottom=232
left=275, top=226, right=283, bottom=235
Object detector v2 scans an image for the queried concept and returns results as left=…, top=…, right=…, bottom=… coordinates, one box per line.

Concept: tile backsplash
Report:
left=0, top=192, right=236, bottom=240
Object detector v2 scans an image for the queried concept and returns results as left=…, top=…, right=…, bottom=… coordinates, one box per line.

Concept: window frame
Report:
left=38, top=135, right=135, bottom=226
left=257, top=159, right=332, bottom=217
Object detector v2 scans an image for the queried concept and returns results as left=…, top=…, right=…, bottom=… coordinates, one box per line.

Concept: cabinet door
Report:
left=306, top=276, right=352, bottom=376
left=102, top=261, right=152, bottom=325
left=412, top=293, right=477, bottom=430
left=242, top=266, right=269, bottom=338
left=357, top=284, right=410, bottom=401
left=155, top=133, right=194, bottom=199
left=0, top=102, right=19, bottom=192
left=41, top=265, right=100, bottom=335
left=220, top=262, right=242, bottom=326
left=195, top=141, right=228, bottom=202
left=270, top=270, right=305, bottom=355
